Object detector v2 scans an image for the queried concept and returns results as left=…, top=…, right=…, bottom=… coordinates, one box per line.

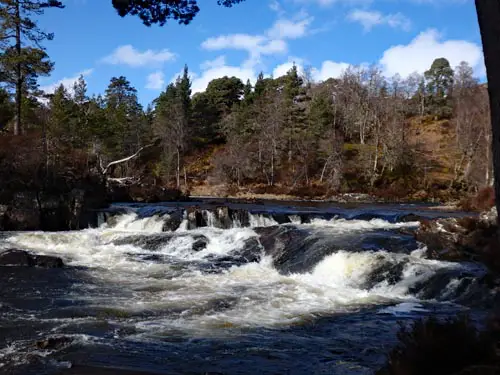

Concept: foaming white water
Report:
left=2, top=212, right=465, bottom=335
left=249, top=213, right=278, bottom=227
left=107, top=213, right=166, bottom=233
left=132, top=250, right=459, bottom=333
left=307, top=217, right=419, bottom=231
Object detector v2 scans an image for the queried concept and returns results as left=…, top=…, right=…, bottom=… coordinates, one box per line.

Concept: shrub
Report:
left=459, top=187, right=495, bottom=212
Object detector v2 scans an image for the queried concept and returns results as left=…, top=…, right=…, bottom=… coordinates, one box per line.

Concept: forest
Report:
left=0, top=0, right=493, bottom=203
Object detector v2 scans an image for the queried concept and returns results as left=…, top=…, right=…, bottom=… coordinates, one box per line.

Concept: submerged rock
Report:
left=0, top=249, right=64, bottom=268
left=113, top=233, right=209, bottom=253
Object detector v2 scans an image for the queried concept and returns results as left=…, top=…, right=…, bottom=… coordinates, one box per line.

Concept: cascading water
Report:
left=0, top=202, right=488, bottom=375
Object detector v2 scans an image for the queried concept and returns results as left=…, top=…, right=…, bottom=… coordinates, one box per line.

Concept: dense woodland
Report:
left=0, top=0, right=494, bottom=201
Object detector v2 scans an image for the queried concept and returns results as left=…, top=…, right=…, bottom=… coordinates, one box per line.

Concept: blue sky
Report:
left=37, top=0, right=483, bottom=106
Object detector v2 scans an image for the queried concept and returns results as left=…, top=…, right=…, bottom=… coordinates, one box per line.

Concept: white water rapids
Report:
left=1, top=212, right=466, bottom=335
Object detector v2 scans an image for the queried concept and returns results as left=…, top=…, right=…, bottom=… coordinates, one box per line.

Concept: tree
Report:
left=475, top=1, right=500, bottom=228
left=0, top=0, right=64, bottom=135
left=153, top=79, right=190, bottom=187
left=425, top=58, right=454, bottom=118
left=205, top=76, right=244, bottom=116
left=112, top=0, right=245, bottom=26
left=0, top=87, right=13, bottom=130
left=104, top=76, right=144, bottom=163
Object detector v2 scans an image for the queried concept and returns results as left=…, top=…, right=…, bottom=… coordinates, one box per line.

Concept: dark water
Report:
left=0, top=200, right=489, bottom=374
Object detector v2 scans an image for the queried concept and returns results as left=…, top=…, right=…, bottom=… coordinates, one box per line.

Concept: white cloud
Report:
left=269, top=0, right=285, bottom=14
left=145, top=71, right=165, bottom=90
left=272, top=57, right=306, bottom=78
left=102, top=45, right=176, bottom=67
left=40, top=68, right=94, bottom=95
left=348, top=9, right=411, bottom=31
left=202, top=34, right=266, bottom=52
left=379, top=29, right=485, bottom=77
left=312, top=60, right=350, bottom=81
left=296, top=0, right=373, bottom=6
left=266, top=17, right=313, bottom=39
left=201, top=14, right=313, bottom=70
left=192, top=63, right=256, bottom=94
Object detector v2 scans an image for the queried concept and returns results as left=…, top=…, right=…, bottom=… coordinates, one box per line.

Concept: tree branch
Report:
left=101, top=139, right=160, bottom=175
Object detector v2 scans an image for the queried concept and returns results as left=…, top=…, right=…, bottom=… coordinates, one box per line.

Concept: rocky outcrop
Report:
left=0, top=249, right=64, bottom=268
left=0, top=178, right=108, bottom=232
left=415, top=207, right=499, bottom=270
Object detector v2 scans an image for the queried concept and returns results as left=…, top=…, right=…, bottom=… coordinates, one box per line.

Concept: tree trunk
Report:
left=14, top=0, right=21, bottom=135
left=475, top=0, right=500, bottom=229
left=176, top=146, right=180, bottom=189
left=486, top=131, right=492, bottom=185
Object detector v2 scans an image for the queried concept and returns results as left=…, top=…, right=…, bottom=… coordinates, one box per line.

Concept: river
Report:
left=0, top=200, right=489, bottom=374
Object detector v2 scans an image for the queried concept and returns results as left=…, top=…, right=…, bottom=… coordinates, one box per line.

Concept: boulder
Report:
left=0, top=249, right=64, bottom=268
left=187, top=207, right=207, bottom=229
left=192, top=237, right=208, bottom=251
left=162, top=210, right=184, bottom=232
left=32, top=254, right=64, bottom=268
left=35, top=336, right=72, bottom=350
left=415, top=209, right=499, bottom=267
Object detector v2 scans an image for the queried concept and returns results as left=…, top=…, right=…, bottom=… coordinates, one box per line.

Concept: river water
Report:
left=0, top=200, right=490, bottom=374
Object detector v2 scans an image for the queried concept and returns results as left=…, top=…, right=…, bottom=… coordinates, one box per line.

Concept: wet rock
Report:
left=399, top=213, right=426, bottom=223
left=114, top=234, right=209, bottom=253
left=0, top=249, right=33, bottom=266
left=415, top=209, right=499, bottom=267
left=162, top=210, right=183, bottom=232
left=33, top=254, right=64, bottom=268
left=187, top=207, right=207, bottom=229
left=35, top=336, right=72, bottom=350
left=480, top=206, right=498, bottom=226
left=192, top=237, right=208, bottom=252
left=364, top=259, right=406, bottom=289
left=254, top=226, right=321, bottom=274
left=114, top=234, right=174, bottom=250
left=230, top=208, right=250, bottom=227
left=0, top=250, right=64, bottom=268
left=270, top=213, right=292, bottom=225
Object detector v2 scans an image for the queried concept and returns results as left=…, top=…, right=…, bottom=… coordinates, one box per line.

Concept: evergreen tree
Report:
left=243, top=79, right=253, bottom=104
left=0, top=87, right=13, bottom=131
left=254, top=72, right=266, bottom=98
left=425, top=58, right=454, bottom=118
left=0, top=0, right=64, bottom=135
left=425, top=58, right=454, bottom=97
left=112, top=0, right=245, bottom=26
left=48, top=84, right=74, bottom=145
left=73, top=75, right=88, bottom=105
left=104, top=76, right=143, bottom=158
left=283, top=64, right=307, bottom=164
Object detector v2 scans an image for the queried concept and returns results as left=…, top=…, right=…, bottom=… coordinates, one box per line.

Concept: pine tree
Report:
left=0, top=0, right=64, bottom=135
left=104, top=76, right=143, bottom=159
left=283, top=64, right=307, bottom=165
left=425, top=58, right=454, bottom=118
left=73, top=75, right=88, bottom=105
